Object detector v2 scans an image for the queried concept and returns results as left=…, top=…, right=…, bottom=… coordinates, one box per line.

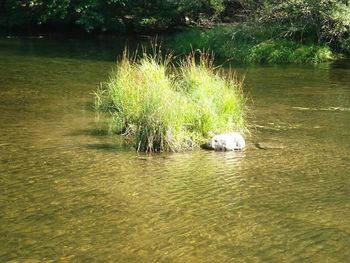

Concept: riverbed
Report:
left=0, top=36, right=349, bottom=262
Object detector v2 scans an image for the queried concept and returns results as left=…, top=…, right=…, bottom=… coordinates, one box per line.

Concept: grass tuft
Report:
left=95, top=48, right=247, bottom=152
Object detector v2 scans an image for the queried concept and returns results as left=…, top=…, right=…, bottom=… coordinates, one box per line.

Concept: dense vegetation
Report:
left=95, top=50, right=247, bottom=152
left=169, top=25, right=336, bottom=63
left=0, top=0, right=226, bottom=33
left=170, top=1, right=350, bottom=63
left=2, top=1, right=349, bottom=62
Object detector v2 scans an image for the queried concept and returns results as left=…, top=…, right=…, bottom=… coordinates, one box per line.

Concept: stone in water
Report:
left=207, top=132, right=245, bottom=151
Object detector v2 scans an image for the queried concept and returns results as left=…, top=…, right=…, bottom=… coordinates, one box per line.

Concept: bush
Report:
left=255, top=0, right=350, bottom=52
left=95, top=49, right=247, bottom=152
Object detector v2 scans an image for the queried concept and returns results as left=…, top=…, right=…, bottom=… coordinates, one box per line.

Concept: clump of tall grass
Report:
left=95, top=49, right=247, bottom=152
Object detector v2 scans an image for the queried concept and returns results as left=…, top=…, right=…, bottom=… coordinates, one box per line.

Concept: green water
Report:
left=0, top=37, right=350, bottom=262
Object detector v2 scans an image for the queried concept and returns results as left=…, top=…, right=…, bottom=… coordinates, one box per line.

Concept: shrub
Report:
left=95, top=49, right=247, bottom=152
left=255, top=0, right=350, bottom=51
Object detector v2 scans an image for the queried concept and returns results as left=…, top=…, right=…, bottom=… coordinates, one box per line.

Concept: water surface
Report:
left=0, top=37, right=349, bottom=262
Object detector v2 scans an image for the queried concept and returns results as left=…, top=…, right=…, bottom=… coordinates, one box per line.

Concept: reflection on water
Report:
left=0, top=37, right=350, bottom=262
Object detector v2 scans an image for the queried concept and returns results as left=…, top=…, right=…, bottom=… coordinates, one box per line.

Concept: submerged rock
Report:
left=253, top=141, right=285, bottom=150
left=207, top=132, right=246, bottom=151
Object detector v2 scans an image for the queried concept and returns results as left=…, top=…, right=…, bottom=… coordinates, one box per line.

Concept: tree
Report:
left=255, top=0, right=350, bottom=50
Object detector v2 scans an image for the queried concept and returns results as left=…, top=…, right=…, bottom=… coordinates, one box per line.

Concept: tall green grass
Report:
left=95, top=49, right=247, bottom=152
left=169, top=25, right=336, bottom=64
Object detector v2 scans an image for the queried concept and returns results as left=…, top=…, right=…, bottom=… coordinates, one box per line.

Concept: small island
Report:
left=95, top=50, right=247, bottom=152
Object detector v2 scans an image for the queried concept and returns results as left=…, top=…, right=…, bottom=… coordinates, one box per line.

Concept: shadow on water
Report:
left=85, top=143, right=126, bottom=153
left=0, top=35, right=154, bottom=62
left=68, top=128, right=111, bottom=137
left=67, top=126, right=129, bottom=152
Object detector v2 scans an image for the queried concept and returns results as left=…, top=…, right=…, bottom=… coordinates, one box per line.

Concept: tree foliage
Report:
left=256, top=0, right=350, bottom=50
left=1, top=0, right=349, bottom=52
left=0, top=0, right=227, bottom=32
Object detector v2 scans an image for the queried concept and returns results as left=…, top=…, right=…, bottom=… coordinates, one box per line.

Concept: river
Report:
left=0, top=36, right=349, bottom=262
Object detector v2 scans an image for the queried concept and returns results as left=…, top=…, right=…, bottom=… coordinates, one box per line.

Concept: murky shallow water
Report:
left=0, top=37, right=349, bottom=262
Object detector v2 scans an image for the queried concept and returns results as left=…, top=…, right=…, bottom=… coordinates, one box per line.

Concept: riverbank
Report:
left=2, top=0, right=348, bottom=65
left=1, top=28, right=346, bottom=65
left=169, top=25, right=341, bottom=64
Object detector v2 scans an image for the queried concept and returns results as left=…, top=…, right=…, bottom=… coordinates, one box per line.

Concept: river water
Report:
left=0, top=37, right=349, bottom=262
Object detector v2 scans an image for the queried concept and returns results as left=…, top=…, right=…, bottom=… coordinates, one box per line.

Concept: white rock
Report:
left=208, top=132, right=245, bottom=151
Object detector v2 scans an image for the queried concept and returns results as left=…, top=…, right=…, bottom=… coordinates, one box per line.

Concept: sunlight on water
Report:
left=0, top=37, right=349, bottom=262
